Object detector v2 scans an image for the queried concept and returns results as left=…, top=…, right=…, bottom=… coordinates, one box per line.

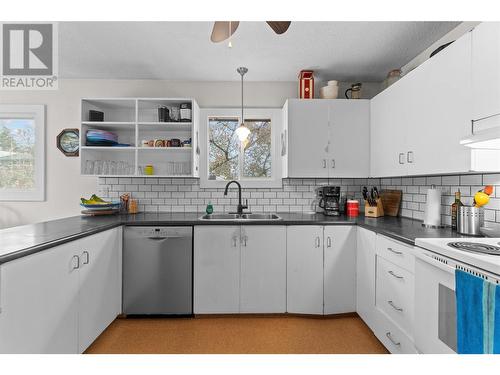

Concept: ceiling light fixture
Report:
left=235, top=67, right=250, bottom=143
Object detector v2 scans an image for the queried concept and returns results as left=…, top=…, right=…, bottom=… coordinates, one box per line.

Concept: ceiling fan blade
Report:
left=266, top=21, right=291, bottom=35
left=210, top=21, right=240, bottom=43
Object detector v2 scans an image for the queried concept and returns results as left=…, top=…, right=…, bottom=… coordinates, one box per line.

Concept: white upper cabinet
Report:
left=284, top=99, right=370, bottom=178
left=405, top=31, right=472, bottom=175
left=371, top=31, right=472, bottom=177
left=472, top=22, right=500, bottom=124
left=286, top=99, right=330, bottom=177
left=328, top=100, right=370, bottom=177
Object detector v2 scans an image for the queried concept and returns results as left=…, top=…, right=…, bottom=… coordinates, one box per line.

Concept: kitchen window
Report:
left=200, top=108, right=282, bottom=188
left=0, top=105, right=45, bottom=201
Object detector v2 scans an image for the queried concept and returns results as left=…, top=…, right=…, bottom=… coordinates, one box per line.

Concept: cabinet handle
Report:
left=315, top=236, right=321, bottom=248
left=386, top=332, right=401, bottom=346
left=322, top=159, right=327, bottom=168
left=388, top=300, right=404, bottom=312
left=331, top=159, right=335, bottom=169
left=72, top=255, right=80, bottom=270
left=387, top=247, right=403, bottom=255
left=82, top=251, right=90, bottom=265
left=407, top=151, right=414, bottom=164
left=326, top=237, right=332, bottom=248
left=388, top=270, right=404, bottom=279
left=232, top=236, right=238, bottom=247
left=242, top=235, right=248, bottom=247
left=398, top=153, right=405, bottom=164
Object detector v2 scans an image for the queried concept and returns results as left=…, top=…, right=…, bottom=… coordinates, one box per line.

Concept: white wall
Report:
left=0, top=78, right=381, bottom=228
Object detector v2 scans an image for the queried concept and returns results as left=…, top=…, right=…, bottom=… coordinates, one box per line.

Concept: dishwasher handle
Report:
left=147, top=236, right=187, bottom=240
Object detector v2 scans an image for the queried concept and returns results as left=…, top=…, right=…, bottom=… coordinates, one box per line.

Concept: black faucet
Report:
left=224, top=180, right=248, bottom=215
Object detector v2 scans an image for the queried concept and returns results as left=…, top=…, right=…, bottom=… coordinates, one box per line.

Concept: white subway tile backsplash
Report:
left=98, top=173, right=500, bottom=223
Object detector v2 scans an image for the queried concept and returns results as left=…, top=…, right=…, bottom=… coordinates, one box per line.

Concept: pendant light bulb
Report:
left=228, top=21, right=233, bottom=48
left=236, top=66, right=250, bottom=143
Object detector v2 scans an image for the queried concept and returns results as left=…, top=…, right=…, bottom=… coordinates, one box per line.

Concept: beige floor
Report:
left=85, top=314, right=388, bottom=354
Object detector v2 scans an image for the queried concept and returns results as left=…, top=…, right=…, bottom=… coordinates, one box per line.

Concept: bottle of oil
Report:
left=451, top=190, right=463, bottom=230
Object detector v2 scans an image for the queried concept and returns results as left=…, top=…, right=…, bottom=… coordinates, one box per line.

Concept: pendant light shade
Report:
left=236, top=67, right=250, bottom=143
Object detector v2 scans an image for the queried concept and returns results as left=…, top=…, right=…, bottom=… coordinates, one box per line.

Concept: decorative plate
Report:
left=57, top=128, right=79, bottom=156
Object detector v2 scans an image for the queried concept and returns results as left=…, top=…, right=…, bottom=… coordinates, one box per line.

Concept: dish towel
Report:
left=456, top=269, right=499, bottom=354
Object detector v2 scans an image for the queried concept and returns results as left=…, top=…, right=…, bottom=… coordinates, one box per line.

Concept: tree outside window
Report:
left=208, top=117, right=272, bottom=181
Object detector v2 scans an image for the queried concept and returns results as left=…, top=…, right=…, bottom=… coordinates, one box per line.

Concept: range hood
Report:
left=460, top=115, right=500, bottom=149
left=460, top=126, right=500, bottom=149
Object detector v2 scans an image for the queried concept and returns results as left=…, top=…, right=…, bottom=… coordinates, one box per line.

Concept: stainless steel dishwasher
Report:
left=123, top=226, right=193, bottom=315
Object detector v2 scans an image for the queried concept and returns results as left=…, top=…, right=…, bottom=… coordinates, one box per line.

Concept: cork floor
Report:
left=85, top=315, right=388, bottom=354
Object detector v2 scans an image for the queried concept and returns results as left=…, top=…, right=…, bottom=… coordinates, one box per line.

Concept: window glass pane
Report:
left=208, top=117, right=239, bottom=181
left=0, top=119, right=35, bottom=190
left=243, top=119, right=272, bottom=178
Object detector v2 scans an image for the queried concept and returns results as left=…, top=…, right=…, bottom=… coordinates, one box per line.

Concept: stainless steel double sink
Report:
left=198, top=213, right=282, bottom=221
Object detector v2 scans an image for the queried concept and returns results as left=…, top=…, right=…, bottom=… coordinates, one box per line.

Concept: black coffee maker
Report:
left=318, top=186, right=341, bottom=216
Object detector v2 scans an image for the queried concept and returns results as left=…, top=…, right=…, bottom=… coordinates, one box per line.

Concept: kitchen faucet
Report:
left=224, top=180, right=248, bottom=215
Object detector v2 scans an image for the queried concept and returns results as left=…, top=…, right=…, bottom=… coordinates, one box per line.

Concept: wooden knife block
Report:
left=364, top=199, right=384, bottom=218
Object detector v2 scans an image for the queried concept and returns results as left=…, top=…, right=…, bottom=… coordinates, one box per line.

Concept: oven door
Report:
left=414, top=252, right=457, bottom=354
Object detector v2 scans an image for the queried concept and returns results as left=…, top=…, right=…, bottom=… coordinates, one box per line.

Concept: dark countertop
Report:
left=0, top=212, right=471, bottom=264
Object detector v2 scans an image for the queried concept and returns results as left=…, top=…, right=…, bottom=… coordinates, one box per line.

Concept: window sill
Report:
left=200, top=178, right=283, bottom=189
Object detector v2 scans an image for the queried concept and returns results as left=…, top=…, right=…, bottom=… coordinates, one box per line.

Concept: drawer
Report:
left=373, top=310, right=418, bottom=354
left=376, top=256, right=414, bottom=337
left=376, top=235, right=415, bottom=273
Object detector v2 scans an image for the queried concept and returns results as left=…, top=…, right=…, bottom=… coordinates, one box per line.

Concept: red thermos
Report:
left=298, top=70, right=314, bottom=99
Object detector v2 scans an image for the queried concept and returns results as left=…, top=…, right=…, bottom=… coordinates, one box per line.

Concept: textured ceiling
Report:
left=59, top=21, right=461, bottom=81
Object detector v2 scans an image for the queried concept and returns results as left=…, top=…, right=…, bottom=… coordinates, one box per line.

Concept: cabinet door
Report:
left=323, top=226, right=356, bottom=314
left=78, top=228, right=121, bottom=353
left=405, top=32, right=472, bottom=175
left=194, top=226, right=240, bottom=313
left=329, top=100, right=370, bottom=177
left=287, top=99, right=330, bottom=177
left=240, top=226, right=286, bottom=313
left=356, top=227, right=377, bottom=328
left=472, top=22, right=500, bottom=121
left=0, top=243, right=80, bottom=353
left=370, top=88, right=408, bottom=177
left=287, top=226, right=324, bottom=314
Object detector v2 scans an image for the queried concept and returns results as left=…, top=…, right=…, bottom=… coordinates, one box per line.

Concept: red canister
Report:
left=298, top=70, right=314, bottom=99
left=346, top=200, right=359, bottom=217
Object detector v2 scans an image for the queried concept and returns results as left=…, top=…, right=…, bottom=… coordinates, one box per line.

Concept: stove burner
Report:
left=447, top=242, right=500, bottom=256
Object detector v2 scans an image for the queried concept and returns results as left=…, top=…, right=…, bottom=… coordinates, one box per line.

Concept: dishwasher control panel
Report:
left=129, top=226, right=192, bottom=239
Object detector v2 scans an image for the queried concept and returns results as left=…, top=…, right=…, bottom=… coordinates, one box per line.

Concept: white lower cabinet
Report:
left=240, top=226, right=286, bottom=313
left=287, top=225, right=356, bottom=315
left=356, top=227, right=377, bottom=327
left=0, top=227, right=122, bottom=354
left=358, top=232, right=418, bottom=354
left=77, top=228, right=122, bottom=352
left=193, top=225, right=286, bottom=314
left=323, top=226, right=356, bottom=314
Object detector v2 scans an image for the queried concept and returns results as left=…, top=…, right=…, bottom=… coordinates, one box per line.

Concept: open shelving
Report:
left=80, top=98, right=200, bottom=177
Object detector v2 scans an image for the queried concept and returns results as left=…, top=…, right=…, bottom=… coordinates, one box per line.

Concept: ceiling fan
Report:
left=210, top=21, right=291, bottom=43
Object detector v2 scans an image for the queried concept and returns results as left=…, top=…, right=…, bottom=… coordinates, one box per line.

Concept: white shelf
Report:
left=138, top=147, right=192, bottom=151
left=81, top=97, right=200, bottom=178
left=138, top=122, right=192, bottom=131
left=81, top=146, right=136, bottom=150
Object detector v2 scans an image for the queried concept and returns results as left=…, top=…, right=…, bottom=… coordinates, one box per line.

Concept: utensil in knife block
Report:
left=365, top=199, right=384, bottom=218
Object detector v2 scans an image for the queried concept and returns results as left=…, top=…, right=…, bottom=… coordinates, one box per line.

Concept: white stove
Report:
left=415, top=237, right=500, bottom=276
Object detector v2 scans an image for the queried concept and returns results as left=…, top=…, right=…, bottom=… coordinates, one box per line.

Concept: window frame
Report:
left=200, top=108, right=282, bottom=188
left=0, top=104, right=45, bottom=201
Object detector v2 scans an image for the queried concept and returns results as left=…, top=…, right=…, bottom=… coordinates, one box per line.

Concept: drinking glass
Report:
left=84, top=160, right=94, bottom=175
left=93, top=160, right=103, bottom=175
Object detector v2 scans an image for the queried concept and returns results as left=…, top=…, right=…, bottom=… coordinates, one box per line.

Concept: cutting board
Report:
left=380, top=190, right=403, bottom=217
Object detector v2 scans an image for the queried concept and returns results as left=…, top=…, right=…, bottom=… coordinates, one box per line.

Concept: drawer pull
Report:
left=388, top=300, right=403, bottom=312
left=386, top=332, right=401, bottom=346
left=388, top=270, right=404, bottom=279
left=387, top=247, right=403, bottom=255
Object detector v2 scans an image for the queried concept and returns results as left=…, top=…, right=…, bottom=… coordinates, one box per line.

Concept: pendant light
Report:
left=235, top=67, right=250, bottom=142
